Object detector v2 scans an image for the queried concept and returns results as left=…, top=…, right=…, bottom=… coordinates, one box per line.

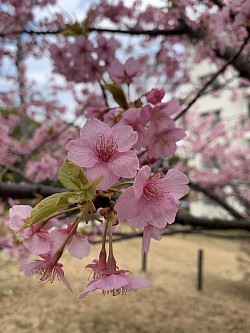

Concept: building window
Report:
left=201, top=110, right=221, bottom=128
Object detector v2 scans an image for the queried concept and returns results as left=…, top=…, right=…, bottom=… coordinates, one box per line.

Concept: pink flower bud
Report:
left=146, top=88, right=165, bottom=105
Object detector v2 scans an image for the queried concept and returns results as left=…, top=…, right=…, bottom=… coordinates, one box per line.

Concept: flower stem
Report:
left=101, top=219, right=109, bottom=251
left=52, top=210, right=85, bottom=263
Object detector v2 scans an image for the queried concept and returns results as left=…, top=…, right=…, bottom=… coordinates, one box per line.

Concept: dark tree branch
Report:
left=90, top=214, right=250, bottom=244
left=0, top=182, right=64, bottom=199
left=175, top=213, right=250, bottom=230
left=209, top=0, right=224, bottom=8
left=175, top=32, right=250, bottom=120
left=189, top=181, right=245, bottom=220
left=0, top=26, right=187, bottom=38
left=0, top=164, right=32, bottom=183
left=1, top=180, right=244, bottom=220
left=1, top=23, right=249, bottom=79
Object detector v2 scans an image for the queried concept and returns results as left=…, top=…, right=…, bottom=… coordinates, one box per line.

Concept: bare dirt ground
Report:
left=0, top=233, right=249, bottom=333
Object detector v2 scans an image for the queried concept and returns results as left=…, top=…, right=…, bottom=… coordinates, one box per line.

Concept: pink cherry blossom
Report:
left=66, top=118, right=139, bottom=190
left=20, top=254, right=72, bottom=291
left=146, top=88, right=165, bottom=105
left=8, top=205, right=52, bottom=255
left=147, top=125, right=186, bottom=159
left=149, top=101, right=181, bottom=132
left=115, top=166, right=189, bottom=229
left=79, top=273, right=150, bottom=298
left=117, top=106, right=151, bottom=150
left=108, top=57, right=142, bottom=84
left=79, top=254, right=149, bottom=299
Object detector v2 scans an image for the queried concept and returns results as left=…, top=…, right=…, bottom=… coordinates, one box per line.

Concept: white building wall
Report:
left=185, top=58, right=250, bottom=219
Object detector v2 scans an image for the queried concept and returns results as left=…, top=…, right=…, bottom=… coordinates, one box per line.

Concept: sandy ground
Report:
left=0, top=233, right=249, bottom=333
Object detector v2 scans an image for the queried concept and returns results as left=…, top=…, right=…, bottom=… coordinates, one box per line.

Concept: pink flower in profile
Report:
left=146, top=88, right=165, bottom=105
left=79, top=254, right=150, bottom=299
left=115, top=166, right=189, bottom=251
left=8, top=205, right=52, bottom=255
left=66, top=118, right=139, bottom=190
left=20, top=254, right=72, bottom=291
left=79, top=274, right=150, bottom=298
left=108, top=57, right=142, bottom=84
left=49, top=220, right=90, bottom=259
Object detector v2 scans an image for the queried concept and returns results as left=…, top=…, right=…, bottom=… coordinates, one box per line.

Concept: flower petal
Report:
left=139, top=200, right=153, bottom=222
left=49, top=230, right=68, bottom=255
left=66, top=138, right=98, bottom=167
left=126, top=275, right=151, bottom=291
left=80, top=118, right=112, bottom=142
left=133, top=166, right=151, bottom=199
left=19, top=260, right=43, bottom=276
left=94, top=274, right=129, bottom=291
left=142, top=225, right=153, bottom=253
left=163, top=169, right=189, bottom=201
left=23, top=233, right=51, bottom=255
left=108, top=151, right=139, bottom=178
left=167, top=128, right=186, bottom=141
left=79, top=280, right=99, bottom=299
left=127, top=216, right=147, bottom=227
left=68, top=234, right=90, bottom=259
left=150, top=195, right=178, bottom=227
left=86, top=163, right=119, bottom=190
left=115, top=187, right=140, bottom=220
left=55, top=266, right=73, bottom=292
left=112, top=125, right=138, bottom=152
left=8, top=205, right=32, bottom=231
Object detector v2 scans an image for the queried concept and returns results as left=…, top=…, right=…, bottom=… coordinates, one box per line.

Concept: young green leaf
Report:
left=23, top=192, right=76, bottom=228
left=58, top=159, right=88, bottom=190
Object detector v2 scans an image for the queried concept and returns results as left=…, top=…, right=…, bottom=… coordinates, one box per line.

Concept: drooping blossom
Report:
left=8, top=205, right=52, bottom=255
left=20, top=254, right=72, bottom=291
left=79, top=273, right=150, bottom=298
left=115, top=166, right=189, bottom=251
left=66, top=118, right=139, bottom=190
left=49, top=219, right=90, bottom=259
left=79, top=253, right=150, bottom=298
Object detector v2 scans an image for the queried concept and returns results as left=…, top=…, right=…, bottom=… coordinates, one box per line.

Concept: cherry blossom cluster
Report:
left=6, top=111, right=189, bottom=298
left=1, top=0, right=250, bottom=300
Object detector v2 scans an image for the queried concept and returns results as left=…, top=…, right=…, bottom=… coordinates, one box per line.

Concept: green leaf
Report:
left=82, top=175, right=104, bottom=201
left=63, top=17, right=89, bottom=37
left=58, top=159, right=88, bottom=190
left=23, top=192, right=75, bottom=228
left=103, top=82, right=128, bottom=109
left=168, top=156, right=180, bottom=167
left=63, top=22, right=83, bottom=36
left=81, top=17, right=89, bottom=37
left=67, top=175, right=104, bottom=204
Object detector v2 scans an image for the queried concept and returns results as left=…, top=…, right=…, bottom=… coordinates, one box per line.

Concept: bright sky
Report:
left=1, top=0, right=163, bottom=123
